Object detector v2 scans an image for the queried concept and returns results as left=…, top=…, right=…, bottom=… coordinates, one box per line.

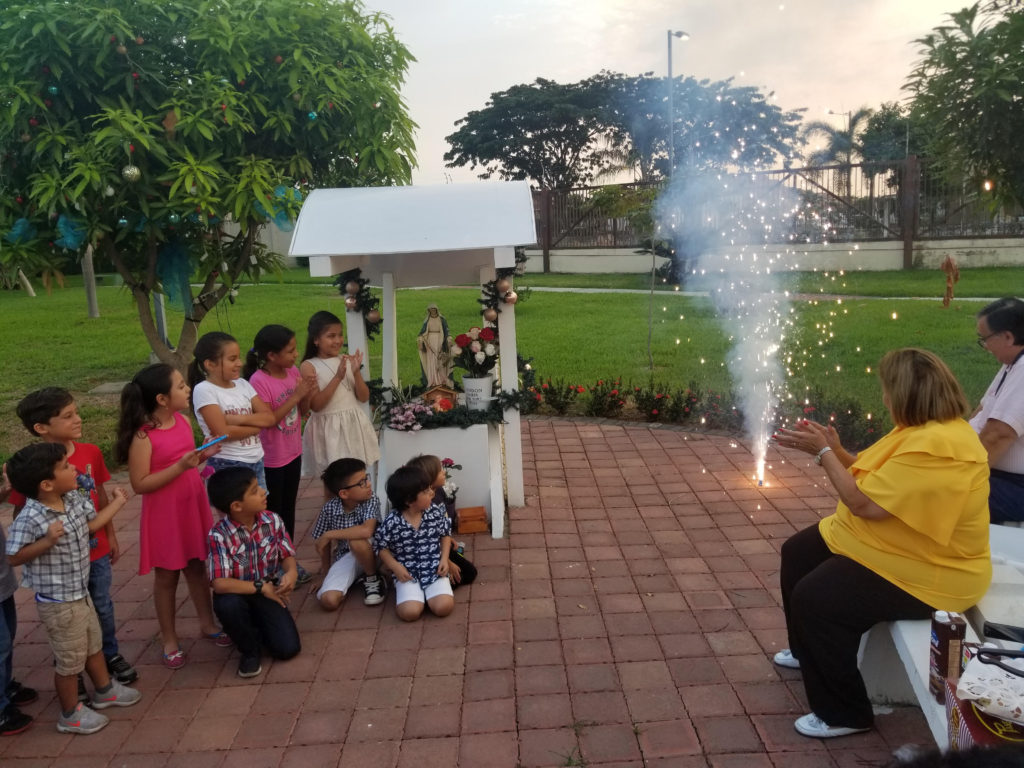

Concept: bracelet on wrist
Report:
left=814, top=446, right=833, bottom=465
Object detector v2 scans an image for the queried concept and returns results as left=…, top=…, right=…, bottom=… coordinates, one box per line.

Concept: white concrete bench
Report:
left=860, top=524, right=1024, bottom=749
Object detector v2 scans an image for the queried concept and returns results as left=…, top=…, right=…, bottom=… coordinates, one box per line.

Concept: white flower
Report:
left=474, top=351, right=486, bottom=364
left=470, top=340, right=482, bottom=353
left=467, top=327, right=481, bottom=340
left=451, top=345, right=462, bottom=355
left=484, top=343, right=496, bottom=356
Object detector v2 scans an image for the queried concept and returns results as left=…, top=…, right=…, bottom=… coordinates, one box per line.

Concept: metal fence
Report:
left=533, top=158, right=1024, bottom=257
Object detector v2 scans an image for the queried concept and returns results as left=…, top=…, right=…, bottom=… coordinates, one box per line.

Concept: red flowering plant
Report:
left=450, top=325, right=499, bottom=379
left=633, top=382, right=668, bottom=422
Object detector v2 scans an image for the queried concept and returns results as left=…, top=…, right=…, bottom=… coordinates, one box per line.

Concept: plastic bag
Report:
left=956, top=647, right=1024, bottom=725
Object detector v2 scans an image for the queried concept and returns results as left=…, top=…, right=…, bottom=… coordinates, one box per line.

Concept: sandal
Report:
left=205, top=631, right=233, bottom=648
left=162, top=650, right=187, bottom=670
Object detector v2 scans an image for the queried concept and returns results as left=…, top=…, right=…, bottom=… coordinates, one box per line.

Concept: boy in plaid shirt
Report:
left=311, top=458, right=386, bottom=610
left=5, top=443, right=141, bottom=734
left=206, top=467, right=300, bottom=679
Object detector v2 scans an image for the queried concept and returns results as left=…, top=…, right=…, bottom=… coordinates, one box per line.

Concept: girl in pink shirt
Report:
left=244, top=325, right=313, bottom=581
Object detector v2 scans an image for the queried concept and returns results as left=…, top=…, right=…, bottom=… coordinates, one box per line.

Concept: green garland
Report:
left=332, top=268, right=382, bottom=340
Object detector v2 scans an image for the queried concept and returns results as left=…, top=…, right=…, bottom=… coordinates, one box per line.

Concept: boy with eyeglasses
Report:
left=310, top=458, right=386, bottom=609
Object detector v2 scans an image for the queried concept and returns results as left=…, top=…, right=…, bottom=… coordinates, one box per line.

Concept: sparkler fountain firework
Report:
left=658, top=171, right=812, bottom=484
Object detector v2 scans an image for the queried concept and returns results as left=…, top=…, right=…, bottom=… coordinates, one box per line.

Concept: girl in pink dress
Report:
left=115, top=364, right=225, bottom=670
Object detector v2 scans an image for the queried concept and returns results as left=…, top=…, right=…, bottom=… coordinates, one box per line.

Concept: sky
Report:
left=370, top=0, right=955, bottom=185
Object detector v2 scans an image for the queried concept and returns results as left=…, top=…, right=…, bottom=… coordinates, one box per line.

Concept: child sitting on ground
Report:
left=5, top=444, right=142, bottom=734
left=375, top=465, right=455, bottom=622
left=206, top=467, right=301, bottom=678
left=311, top=458, right=386, bottom=609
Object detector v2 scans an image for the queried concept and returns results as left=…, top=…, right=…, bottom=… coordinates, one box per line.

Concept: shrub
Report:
left=540, top=378, right=580, bottom=415
left=632, top=381, right=669, bottom=422
left=585, top=379, right=625, bottom=418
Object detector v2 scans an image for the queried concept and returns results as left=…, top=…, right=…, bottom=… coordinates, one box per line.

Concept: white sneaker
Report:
left=773, top=649, right=801, bottom=669
left=56, top=702, right=109, bottom=734
left=794, top=713, right=870, bottom=739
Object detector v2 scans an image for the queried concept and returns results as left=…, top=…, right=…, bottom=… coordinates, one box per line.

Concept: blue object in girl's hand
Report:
left=197, top=435, right=228, bottom=452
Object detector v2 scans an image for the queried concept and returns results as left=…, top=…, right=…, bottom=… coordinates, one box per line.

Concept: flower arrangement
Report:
left=450, top=326, right=498, bottom=379
left=441, top=457, right=462, bottom=502
left=384, top=400, right=435, bottom=431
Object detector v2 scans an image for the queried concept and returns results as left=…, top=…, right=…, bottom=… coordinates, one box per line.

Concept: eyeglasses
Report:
left=977, top=331, right=1003, bottom=348
left=341, top=475, right=371, bottom=490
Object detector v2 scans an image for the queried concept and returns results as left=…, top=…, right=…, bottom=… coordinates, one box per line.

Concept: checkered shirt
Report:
left=5, top=491, right=95, bottom=601
left=311, top=495, right=381, bottom=563
left=373, top=505, right=451, bottom=589
left=207, top=511, right=296, bottom=582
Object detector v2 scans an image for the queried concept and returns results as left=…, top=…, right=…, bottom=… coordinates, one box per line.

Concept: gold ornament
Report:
left=121, top=164, right=141, bottom=182
left=496, top=278, right=511, bottom=294
left=366, top=309, right=381, bottom=324
left=482, top=307, right=498, bottom=322
left=503, top=290, right=518, bottom=305
left=345, top=280, right=360, bottom=295
left=344, top=296, right=358, bottom=311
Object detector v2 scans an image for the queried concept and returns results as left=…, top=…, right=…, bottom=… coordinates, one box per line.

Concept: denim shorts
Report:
left=204, top=456, right=267, bottom=491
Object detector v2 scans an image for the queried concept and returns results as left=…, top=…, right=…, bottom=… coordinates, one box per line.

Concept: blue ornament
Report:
left=168, top=213, right=180, bottom=225
left=117, top=217, right=129, bottom=228
left=307, top=111, right=318, bottom=122
left=47, top=85, right=58, bottom=96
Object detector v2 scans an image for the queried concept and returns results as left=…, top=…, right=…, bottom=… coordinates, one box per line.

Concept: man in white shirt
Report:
left=971, top=297, right=1024, bottom=524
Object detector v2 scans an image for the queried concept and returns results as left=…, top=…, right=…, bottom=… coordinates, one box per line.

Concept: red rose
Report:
left=455, top=334, right=471, bottom=347
left=610, top=389, right=618, bottom=395
left=652, top=409, right=659, bottom=415
left=577, top=386, right=585, bottom=393
left=479, top=327, right=495, bottom=341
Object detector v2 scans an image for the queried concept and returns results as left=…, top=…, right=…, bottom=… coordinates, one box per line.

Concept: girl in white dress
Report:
left=300, top=311, right=380, bottom=482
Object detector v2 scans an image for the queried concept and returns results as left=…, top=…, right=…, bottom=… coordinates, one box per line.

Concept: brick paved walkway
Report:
left=0, top=418, right=933, bottom=767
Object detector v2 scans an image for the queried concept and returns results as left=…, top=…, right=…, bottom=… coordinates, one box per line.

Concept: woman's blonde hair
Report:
left=878, top=348, right=968, bottom=426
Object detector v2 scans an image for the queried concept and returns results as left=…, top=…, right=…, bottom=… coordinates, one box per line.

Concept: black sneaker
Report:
left=106, top=654, right=139, bottom=684
left=362, top=573, right=386, bottom=606
left=237, top=655, right=262, bottom=678
left=6, top=681, right=38, bottom=707
left=76, top=674, right=89, bottom=703
left=0, top=705, right=33, bottom=736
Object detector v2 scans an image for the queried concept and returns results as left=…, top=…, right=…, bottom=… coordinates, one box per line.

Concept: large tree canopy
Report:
left=0, top=0, right=415, bottom=368
left=444, top=71, right=803, bottom=190
left=907, top=1, right=1024, bottom=207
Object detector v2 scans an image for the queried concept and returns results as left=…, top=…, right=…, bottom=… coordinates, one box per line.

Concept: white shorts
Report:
left=394, top=576, right=454, bottom=605
left=317, top=552, right=363, bottom=599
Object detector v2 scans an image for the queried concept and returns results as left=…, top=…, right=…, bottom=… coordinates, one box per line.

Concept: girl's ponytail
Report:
left=189, top=331, right=235, bottom=389
left=243, top=324, right=295, bottom=380
left=116, top=364, right=175, bottom=463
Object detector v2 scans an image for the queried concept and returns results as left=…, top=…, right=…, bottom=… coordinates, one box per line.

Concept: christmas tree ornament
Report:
left=121, top=164, right=141, bottom=182
left=503, top=290, right=518, bottom=305
left=344, top=296, right=358, bottom=311
left=483, top=307, right=498, bottom=323
left=345, top=280, right=360, bottom=295
left=168, top=213, right=180, bottom=224
left=307, top=111, right=317, bottom=121
left=496, top=277, right=510, bottom=294
left=117, top=216, right=129, bottom=228
left=47, top=85, right=58, bottom=96
left=366, top=309, right=381, bottom=324
left=116, top=44, right=127, bottom=54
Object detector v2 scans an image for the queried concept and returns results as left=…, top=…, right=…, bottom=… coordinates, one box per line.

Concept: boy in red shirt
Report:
left=12, top=389, right=137, bottom=687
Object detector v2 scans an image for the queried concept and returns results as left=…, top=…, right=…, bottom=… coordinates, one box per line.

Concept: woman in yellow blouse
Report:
left=772, top=348, right=990, bottom=739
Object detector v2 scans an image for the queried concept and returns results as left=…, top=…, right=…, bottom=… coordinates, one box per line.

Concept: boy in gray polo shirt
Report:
left=5, top=443, right=141, bottom=734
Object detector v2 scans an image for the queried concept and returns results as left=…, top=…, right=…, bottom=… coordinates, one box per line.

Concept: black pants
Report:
left=265, top=456, right=302, bottom=539
left=780, top=524, right=933, bottom=728
left=213, top=592, right=301, bottom=661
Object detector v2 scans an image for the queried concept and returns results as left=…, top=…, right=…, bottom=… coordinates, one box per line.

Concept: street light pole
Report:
left=667, top=29, right=689, bottom=180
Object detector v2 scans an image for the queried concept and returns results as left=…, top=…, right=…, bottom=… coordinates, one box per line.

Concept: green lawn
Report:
left=0, top=269, right=1007, bottom=464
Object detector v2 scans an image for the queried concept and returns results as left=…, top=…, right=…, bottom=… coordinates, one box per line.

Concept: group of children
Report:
left=0, top=310, right=474, bottom=736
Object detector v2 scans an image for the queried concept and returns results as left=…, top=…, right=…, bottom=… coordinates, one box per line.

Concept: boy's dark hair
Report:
left=16, top=387, right=75, bottom=436
left=7, top=443, right=67, bottom=498
left=207, top=466, right=257, bottom=514
left=405, top=455, right=442, bottom=484
left=322, top=458, right=368, bottom=495
left=385, top=465, right=431, bottom=512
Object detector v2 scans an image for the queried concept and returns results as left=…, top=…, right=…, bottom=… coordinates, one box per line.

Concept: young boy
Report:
left=311, top=458, right=386, bottom=610
left=206, top=467, right=301, bottom=678
left=5, top=443, right=141, bottom=734
left=377, top=465, right=455, bottom=622
left=0, top=467, right=37, bottom=736
left=12, top=388, right=137, bottom=686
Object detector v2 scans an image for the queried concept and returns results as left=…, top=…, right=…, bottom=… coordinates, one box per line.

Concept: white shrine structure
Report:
left=288, top=181, right=537, bottom=537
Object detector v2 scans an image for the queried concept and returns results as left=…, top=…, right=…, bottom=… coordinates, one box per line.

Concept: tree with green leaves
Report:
left=443, top=75, right=614, bottom=190
left=0, top=0, right=415, bottom=369
left=907, top=1, right=1024, bottom=208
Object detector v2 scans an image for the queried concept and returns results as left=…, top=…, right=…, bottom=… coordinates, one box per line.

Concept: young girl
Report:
left=245, top=324, right=313, bottom=582
left=188, top=331, right=277, bottom=489
left=403, top=454, right=476, bottom=587
left=377, top=465, right=455, bottom=622
left=300, top=311, right=379, bottom=480
left=115, top=364, right=226, bottom=669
